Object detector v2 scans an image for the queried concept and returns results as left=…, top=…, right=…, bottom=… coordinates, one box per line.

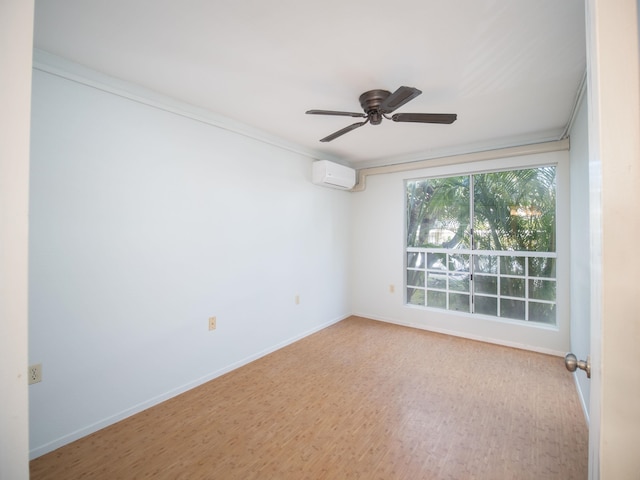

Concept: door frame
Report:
left=585, top=0, right=640, bottom=477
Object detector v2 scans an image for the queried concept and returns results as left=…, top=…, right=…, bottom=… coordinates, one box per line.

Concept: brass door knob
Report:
left=565, top=353, right=591, bottom=378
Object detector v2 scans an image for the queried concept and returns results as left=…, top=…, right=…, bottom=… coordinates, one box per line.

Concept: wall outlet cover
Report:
left=28, top=364, right=42, bottom=385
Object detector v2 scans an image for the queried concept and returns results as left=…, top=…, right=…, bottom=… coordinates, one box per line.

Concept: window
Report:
left=406, top=166, right=557, bottom=325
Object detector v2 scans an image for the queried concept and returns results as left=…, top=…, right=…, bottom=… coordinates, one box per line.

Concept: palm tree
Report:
left=472, top=167, right=556, bottom=253
left=406, top=175, right=470, bottom=249
left=407, top=167, right=556, bottom=253
left=406, top=167, right=556, bottom=311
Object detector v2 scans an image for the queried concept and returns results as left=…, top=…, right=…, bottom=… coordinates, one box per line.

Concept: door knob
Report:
left=564, top=353, right=591, bottom=378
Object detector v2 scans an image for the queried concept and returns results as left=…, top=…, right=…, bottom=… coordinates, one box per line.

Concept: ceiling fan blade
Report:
left=379, top=86, right=422, bottom=114
left=391, top=113, right=457, bottom=124
left=306, top=109, right=367, bottom=118
left=319, top=120, right=368, bottom=142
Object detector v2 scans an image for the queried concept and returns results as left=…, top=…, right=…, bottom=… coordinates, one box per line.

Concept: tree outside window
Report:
left=406, top=166, right=556, bottom=324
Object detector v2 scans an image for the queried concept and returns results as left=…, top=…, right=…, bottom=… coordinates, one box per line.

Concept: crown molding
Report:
left=351, top=138, right=570, bottom=192
left=32, top=49, right=344, bottom=164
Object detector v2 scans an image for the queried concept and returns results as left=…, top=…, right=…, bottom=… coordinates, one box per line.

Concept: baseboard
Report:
left=573, top=373, right=590, bottom=426
left=29, top=314, right=348, bottom=460
left=355, top=313, right=567, bottom=357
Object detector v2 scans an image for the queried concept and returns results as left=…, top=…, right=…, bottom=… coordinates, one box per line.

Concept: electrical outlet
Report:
left=295, top=294, right=300, bottom=305
left=389, top=284, right=395, bottom=293
left=208, top=316, right=216, bottom=331
left=28, top=364, right=42, bottom=385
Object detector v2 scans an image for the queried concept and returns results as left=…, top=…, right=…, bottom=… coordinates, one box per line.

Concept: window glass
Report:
left=473, top=168, right=556, bottom=252
left=406, top=176, right=470, bottom=248
left=405, top=166, right=557, bottom=325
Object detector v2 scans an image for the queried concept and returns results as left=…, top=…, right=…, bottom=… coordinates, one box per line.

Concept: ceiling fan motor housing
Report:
left=359, top=89, right=391, bottom=125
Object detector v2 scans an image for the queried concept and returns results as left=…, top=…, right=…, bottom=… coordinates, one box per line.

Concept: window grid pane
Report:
left=406, top=166, right=557, bottom=326
left=407, top=248, right=556, bottom=324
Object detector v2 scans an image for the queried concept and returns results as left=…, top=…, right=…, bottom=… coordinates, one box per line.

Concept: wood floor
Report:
left=30, top=316, right=588, bottom=479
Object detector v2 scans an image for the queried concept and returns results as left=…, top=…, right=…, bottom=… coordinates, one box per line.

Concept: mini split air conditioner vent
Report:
left=311, top=160, right=356, bottom=190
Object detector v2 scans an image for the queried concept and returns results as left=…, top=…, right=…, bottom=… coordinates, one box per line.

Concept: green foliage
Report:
left=406, top=167, right=556, bottom=253
left=473, top=167, right=556, bottom=252
left=406, top=175, right=470, bottom=248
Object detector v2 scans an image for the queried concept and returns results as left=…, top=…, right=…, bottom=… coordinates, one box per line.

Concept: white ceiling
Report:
left=33, top=0, right=586, bottom=168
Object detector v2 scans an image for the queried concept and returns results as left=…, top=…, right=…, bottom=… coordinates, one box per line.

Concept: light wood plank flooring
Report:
left=30, top=316, right=588, bottom=479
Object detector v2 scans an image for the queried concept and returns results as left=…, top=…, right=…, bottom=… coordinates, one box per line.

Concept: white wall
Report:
left=28, top=66, right=351, bottom=457
left=350, top=150, right=571, bottom=354
left=568, top=92, right=591, bottom=416
left=0, top=1, right=33, bottom=478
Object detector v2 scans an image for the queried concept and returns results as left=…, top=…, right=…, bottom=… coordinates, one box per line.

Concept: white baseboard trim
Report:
left=29, top=314, right=348, bottom=460
left=355, top=313, right=567, bottom=357
left=573, top=373, right=590, bottom=426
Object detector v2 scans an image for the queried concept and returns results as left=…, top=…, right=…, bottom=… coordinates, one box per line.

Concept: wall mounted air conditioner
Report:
left=311, top=160, right=356, bottom=190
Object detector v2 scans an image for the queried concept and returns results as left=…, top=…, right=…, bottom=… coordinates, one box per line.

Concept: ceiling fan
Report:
left=306, top=86, right=457, bottom=142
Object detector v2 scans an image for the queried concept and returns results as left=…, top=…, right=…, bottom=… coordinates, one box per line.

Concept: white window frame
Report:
left=404, top=163, right=561, bottom=327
